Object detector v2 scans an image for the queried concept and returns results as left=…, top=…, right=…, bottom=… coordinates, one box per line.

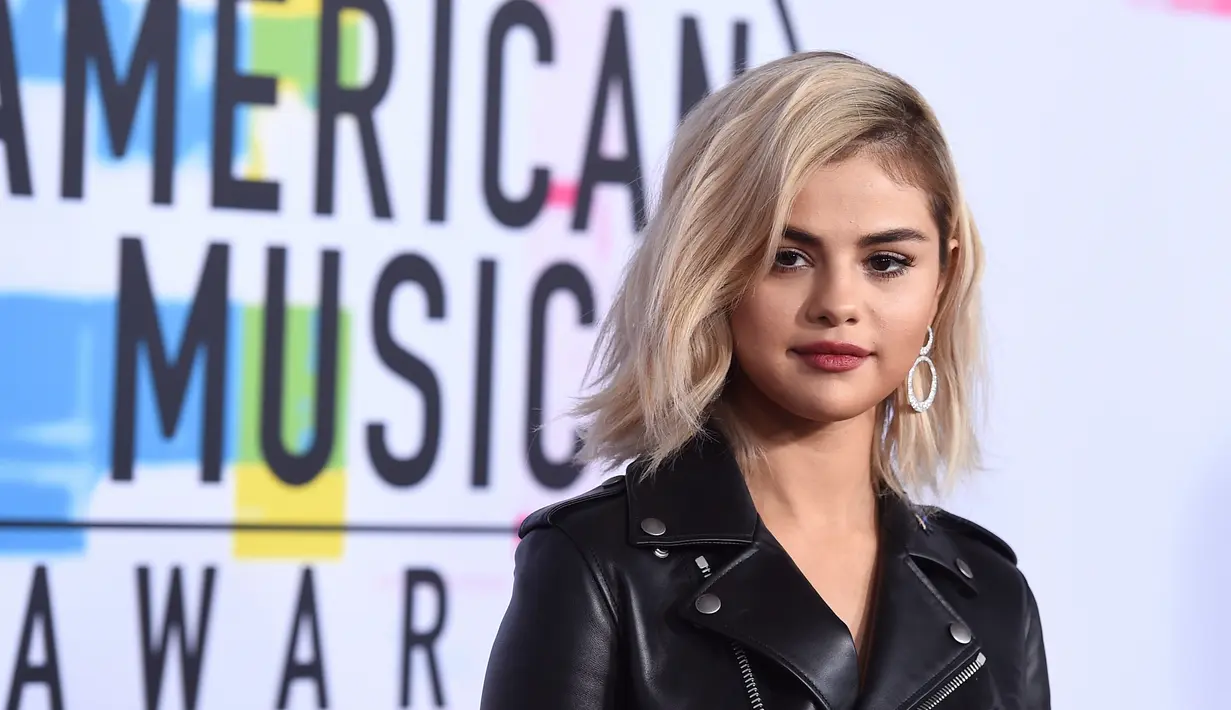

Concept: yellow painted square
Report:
left=233, top=463, right=345, bottom=559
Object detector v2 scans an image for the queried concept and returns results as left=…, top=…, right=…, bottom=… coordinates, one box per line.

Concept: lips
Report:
left=790, top=341, right=871, bottom=373
left=792, top=341, right=871, bottom=357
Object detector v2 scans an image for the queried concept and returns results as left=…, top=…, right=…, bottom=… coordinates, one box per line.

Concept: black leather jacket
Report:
left=481, top=435, right=1050, bottom=709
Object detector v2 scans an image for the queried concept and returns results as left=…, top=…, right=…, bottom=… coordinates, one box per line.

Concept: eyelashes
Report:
left=772, top=249, right=810, bottom=271
left=771, top=248, right=916, bottom=279
left=866, top=252, right=915, bottom=278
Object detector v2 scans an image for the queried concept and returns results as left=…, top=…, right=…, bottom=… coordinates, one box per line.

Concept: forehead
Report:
left=787, top=154, right=937, bottom=241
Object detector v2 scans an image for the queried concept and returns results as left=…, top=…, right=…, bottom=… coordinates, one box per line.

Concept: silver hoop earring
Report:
left=907, top=326, right=937, bottom=413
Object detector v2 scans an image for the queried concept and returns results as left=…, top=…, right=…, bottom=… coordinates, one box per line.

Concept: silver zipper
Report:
left=913, top=652, right=986, bottom=710
left=696, top=556, right=766, bottom=710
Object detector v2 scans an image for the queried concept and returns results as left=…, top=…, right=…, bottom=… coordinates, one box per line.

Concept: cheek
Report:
left=729, top=303, right=763, bottom=361
left=875, top=300, right=936, bottom=369
left=730, top=285, right=797, bottom=351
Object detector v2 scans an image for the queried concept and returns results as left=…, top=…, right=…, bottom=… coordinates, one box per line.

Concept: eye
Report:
left=772, top=248, right=809, bottom=272
left=866, top=252, right=914, bottom=278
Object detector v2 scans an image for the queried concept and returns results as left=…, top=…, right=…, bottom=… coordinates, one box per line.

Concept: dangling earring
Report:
left=907, top=326, right=937, bottom=413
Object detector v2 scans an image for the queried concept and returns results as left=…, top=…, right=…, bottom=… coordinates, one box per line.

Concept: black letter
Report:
left=5, top=567, right=64, bottom=710
left=472, top=260, right=496, bottom=488
left=367, top=255, right=444, bottom=487
left=0, top=0, right=32, bottom=197
left=316, top=0, right=394, bottom=218
left=137, top=567, right=216, bottom=710
left=427, top=0, right=453, bottom=222
left=62, top=0, right=179, bottom=204
left=262, top=248, right=341, bottom=486
left=483, top=1, right=552, bottom=228
left=678, top=16, right=749, bottom=121
left=774, top=0, right=799, bottom=53
left=526, top=264, right=594, bottom=489
left=277, top=568, right=328, bottom=709
left=213, top=0, right=279, bottom=211
left=573, top=10, right=646, bottom=233
left=400, top=570, right=447, bottom=708
left=113, top=238, right=229, bottom=483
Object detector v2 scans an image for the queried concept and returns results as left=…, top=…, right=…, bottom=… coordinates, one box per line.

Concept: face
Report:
left=729, top=153, right=953, bottom=426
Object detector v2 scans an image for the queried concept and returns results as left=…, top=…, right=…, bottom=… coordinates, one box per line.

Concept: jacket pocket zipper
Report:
left=695, top=556, right=766, bottom=710
left=913, top=652, right=986, bottom=710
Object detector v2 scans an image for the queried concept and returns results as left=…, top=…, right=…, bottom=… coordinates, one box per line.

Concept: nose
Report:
left=805, top=266, right=860, bottom=326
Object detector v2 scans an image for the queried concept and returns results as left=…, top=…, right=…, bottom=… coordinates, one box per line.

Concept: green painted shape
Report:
left=236, top=305, right=351, bottom=469
left=247, top=16, right=364, bottom=107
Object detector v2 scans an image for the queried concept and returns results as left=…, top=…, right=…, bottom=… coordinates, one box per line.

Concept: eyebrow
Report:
left=783, top=226, right=931, bottom=248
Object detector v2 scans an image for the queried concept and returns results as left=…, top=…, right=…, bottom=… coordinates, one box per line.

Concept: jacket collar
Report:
left=626, top=429, right=993, bottom=710
left=625, top=430, right=758, bottom=547
left=624, top=429, right=978, bottom=594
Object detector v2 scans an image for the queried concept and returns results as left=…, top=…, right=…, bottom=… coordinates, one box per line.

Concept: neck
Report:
left=726, top=381, right=881, bottom=534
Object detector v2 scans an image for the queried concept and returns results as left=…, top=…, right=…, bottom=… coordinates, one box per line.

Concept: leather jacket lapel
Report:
left=627, top=435, right=861, bottom=708
left=856, top=497, right=988, bottom=710
left=680, top=534, right=861, bottom=710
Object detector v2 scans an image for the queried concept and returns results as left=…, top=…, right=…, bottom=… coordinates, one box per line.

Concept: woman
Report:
left=481, top=51, right=1049, bottom=710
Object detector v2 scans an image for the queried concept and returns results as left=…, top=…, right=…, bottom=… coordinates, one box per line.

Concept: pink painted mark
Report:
left=547, top=180, right=578, bottom=209
left=511, top=512, right=529, bottom=551
left=1155, top=0, right=1231, bottom=15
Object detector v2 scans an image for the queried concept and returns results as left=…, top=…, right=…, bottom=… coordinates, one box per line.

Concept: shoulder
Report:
left=920, top=506, right=1043, bottom=624
left=925, top=506, right=1019, bottom=566
left=518, top=473, right=630, bottom=545
left=513, top=473, right=634, bottom=623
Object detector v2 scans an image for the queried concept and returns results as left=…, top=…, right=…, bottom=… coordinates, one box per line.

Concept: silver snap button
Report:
left=956, top=558, right=973, bottom=579
left=949, top=622, right=972, bottom=644
left=640, top=518, right=666, bottom=536
left=653, top=548, right=669, bottom=559
left=695, top=594, right=722, bottom=614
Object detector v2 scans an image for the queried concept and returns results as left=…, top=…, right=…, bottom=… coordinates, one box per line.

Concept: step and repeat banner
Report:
left=0, top=1, right=798, bottom=708
left=4, top=1, right=1231, bottom=709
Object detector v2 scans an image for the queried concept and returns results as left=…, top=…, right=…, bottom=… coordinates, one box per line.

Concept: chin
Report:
left=730, top=367, right=890, bottom=426
left=778, top=393, right=881, bottom=425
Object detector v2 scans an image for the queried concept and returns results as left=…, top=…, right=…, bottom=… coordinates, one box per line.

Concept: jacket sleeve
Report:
left=480, top=526, right=621, bottom=710
left=1022, top=579, right=1051, bottom=709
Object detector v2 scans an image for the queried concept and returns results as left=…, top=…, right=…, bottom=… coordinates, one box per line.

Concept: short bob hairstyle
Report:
left=574, top=51, right=984, bottom=497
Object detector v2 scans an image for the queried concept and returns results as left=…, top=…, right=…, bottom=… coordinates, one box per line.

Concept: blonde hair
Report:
left=573, top=51, right=985, bottom=497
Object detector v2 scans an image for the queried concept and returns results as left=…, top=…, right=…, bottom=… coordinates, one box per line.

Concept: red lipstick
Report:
left=791, top=341, right=871, bottom=373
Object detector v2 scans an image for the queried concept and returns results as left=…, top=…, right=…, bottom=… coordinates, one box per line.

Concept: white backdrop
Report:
left=0, top=1, right=1227, bottom=708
